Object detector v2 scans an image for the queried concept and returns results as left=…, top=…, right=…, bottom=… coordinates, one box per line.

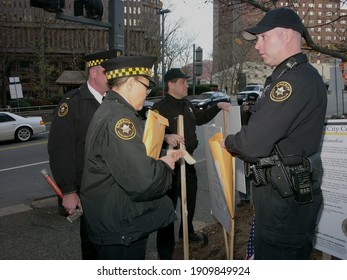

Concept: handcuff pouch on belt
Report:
left=247, top=146, right=314, bottom=204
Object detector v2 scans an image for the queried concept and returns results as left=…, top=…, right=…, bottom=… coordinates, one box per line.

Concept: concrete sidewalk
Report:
left=0, top=160, right=220, bottom=260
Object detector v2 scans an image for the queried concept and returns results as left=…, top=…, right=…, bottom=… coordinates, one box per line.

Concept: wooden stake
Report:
left=177, top=115, right=189, bottom=260
left=223, top=110, right=235, bottom=260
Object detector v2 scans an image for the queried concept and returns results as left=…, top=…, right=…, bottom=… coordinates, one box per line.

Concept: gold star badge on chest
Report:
left=270, top=81, right=292, bottom=102
left=115, top=118, right=136, bottom=140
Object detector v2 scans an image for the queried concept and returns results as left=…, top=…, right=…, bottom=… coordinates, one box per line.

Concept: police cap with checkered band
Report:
left=101, top=56, right=157, bottom=87
left=84, top=49, right=122, bottom=68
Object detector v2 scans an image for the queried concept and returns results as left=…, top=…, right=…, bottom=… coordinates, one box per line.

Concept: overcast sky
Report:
left=162, top=0, right=213, bottom=57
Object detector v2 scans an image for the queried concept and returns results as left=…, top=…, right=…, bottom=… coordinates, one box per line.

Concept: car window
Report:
left=242, top=85, right=263, bottom=92
left=0, top=113, right=15, bottom=123
left=198, top=93, right=213, bottom=99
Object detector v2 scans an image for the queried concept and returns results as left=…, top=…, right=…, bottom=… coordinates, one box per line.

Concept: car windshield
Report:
left=243, top=86, right=260, bottom=91
left=195, top=93, right=213, bottom=100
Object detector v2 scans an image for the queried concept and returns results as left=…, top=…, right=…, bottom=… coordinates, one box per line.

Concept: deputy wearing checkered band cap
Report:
left=48, top=48, right=121, bottom=260
left=101, top=55, right=157, bottom=87
left=84, top=49, right=123, bottom=68
left=80, top=56, right=184, bottom=260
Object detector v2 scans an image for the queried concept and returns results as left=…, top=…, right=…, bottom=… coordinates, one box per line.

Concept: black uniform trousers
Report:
left=80, top=215, right=98, bottom=259
left=59, top=197, right=97, bottom=259
left=156, top=164, right=197, bottom=259
left=252, top=162, right=323, bottom=260
left=93, top=236, right=148, bottom=260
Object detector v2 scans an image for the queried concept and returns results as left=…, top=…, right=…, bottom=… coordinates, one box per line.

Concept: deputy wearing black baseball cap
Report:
left=222, top=7, right=327, bottom=260
left=242, top=7, right=304, bottom=41
left=152, top=67, right=230, bottom=259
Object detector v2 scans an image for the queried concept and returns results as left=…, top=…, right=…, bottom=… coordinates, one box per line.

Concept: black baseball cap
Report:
left=164, top=68, right=191, bottom=83
left=242, top=8, right=304, bottom=41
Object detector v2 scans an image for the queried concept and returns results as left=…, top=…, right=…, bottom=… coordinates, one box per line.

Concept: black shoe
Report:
left=237, top=200, right=250, bottom=207
left=178, top=232, right=203, bottom=242
left=188, top=232, right=203, bottom=242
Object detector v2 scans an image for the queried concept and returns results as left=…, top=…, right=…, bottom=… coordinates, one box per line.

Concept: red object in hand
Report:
left=40, top=169, right=64, bottom=199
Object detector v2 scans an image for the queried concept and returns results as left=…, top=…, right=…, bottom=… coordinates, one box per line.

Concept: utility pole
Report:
left=193, top=45, right=203, bottom=97
left=156, top=8, right=171, bottom=96
left=108, top=0, right=124, bottom=52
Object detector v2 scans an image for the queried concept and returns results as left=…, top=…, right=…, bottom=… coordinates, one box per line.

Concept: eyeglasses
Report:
left=135, top=79, right=152, bottom=95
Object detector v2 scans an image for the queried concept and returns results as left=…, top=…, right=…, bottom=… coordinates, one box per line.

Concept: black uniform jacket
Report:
left=225, top=53, right=327, bottom=164
left=48, top=83, right=100, bottom=194
left=152, top=93, right=221, bottom=154
left=80, top=90, right=176, bottom=246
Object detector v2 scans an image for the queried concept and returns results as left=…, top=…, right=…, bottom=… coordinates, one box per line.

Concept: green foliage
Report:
left=7, top=97, right=62, bottom=108
left=8, top=99, right=31, bottom=108
left=27, top=98, right=51, bottom=106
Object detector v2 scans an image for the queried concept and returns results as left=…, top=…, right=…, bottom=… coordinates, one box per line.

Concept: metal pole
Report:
left=109, top=0, right=124, bottom=52
left=156, top=9, right=170, bottom=96
left=161, top=12, right=165, bottom=96
left=334, top=60, right=339, bottom=116
left=193, top=44, right=196, bottom=98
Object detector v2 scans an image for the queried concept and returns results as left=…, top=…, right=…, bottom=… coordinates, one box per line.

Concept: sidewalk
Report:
left=0, top=160, right=220, bottom=260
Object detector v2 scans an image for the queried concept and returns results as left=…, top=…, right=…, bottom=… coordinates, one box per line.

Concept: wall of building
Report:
left=0, top=0, right=162, bottom=106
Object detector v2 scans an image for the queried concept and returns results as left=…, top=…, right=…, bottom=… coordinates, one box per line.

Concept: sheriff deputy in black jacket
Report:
left=222, top=8, right=327, bottom=260
left=152, top=68, right=230, bottom=259
left=80, top=56, right=184, bottom=260
left=48, top=49, right=120, bottom=259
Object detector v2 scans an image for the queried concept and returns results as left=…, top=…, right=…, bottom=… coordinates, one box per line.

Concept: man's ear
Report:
left=89, top=67, right=97, bottom=78
left=126, top=77, right=135, bottom=91
left=285, top=28, right=295, bottom=42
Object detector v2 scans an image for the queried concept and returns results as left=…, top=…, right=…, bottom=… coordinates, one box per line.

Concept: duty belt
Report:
left=247, top=153, right=317, bottom=204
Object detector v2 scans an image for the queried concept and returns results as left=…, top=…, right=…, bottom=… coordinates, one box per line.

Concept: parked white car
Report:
left=0, top=111, right=46, bottom=142
left=237, top=84, right=264, bottom=105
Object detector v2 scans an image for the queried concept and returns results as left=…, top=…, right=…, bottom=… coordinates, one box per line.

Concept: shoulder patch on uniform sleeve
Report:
left=58, top=103, right=69, bottom=117
left=115, top=118, right=136, bottom=140
left=270, top=81, right=292, bottom=102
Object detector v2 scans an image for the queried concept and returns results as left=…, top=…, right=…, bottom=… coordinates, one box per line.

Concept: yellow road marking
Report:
left=0, top=140, right=47, bottom=151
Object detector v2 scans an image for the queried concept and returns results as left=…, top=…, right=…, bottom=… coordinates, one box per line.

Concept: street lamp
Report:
left=156, top=8, right=171, bottom=95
